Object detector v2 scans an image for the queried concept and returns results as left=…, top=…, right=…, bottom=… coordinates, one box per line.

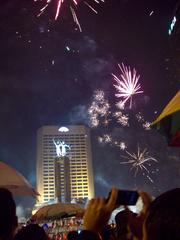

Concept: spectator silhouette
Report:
left=14, top=224, right=49, bottom=240
left=0, top=188, right=18, bottom=240
left=143, top=188, right=180, bottom=240
left=115, top=210, right=131, bottom=240
left=67, top=231, right=79, bottom=240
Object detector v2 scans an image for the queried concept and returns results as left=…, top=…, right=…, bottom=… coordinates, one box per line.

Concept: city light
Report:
left=168, top=16, right=177, bottom=35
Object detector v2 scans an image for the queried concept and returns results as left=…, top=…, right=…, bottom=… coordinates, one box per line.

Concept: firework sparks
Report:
left=121, top=146, right=158, bottom=182
left=103, top=134, right=112, bottom=143
left=113, top=111, right=129, bottom=126
left=142, top=121, right=151, bottom=130
left=90, top=117, right=99, bottom=127
left=112, top=63, right=143, bottom=108
left=88, top=90, right=110, bottom=127
left=98, top=136, right=103, bottom=143
left=98, top=134, right=112, bottom=144
left=34, top=0, right=104, bottom=31
left=135, top=112, right=144, bottom=122
left=136, top=112, right=151, bottom=130
left=103, top=118, right=110, bottom=126
left=116, top=101, right=125, bottom=110
left=114, top=141, right=127, bottom=150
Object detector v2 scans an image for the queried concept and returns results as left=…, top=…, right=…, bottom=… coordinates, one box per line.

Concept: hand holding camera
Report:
left=83, top=188, right=140, bottom=235
left=83, top=187, right=118, bottom=234
left=106, top=189, right=139, bottom=206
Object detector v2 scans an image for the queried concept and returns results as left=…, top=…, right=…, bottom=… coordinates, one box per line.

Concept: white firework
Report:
left=103, top=134, right=112, bottom=143
left=119, top=142, right=127, bottom=150
left=98, top=134, right=112, bottom=144
left=98, top=136, right=103, bottom=143
left=88, top=90, right=110, bottom=127
left=112, top=63, right=143, bottom=108
left=116, top=101, right=125, bottom=110
left=90, top=116, right=99, bottom=127
left=94, top=90, right=105, bottom=101
left=113, top=111, right=129, bottom=126
left=136, top=113, right=151, bottom=130
left=115, top=141, right=127, bottom=151
left=121, top=146, right=158, bottom=181
left=143, top=121, right=151, bottom=130
left=135, top=112, right=144, bottom=122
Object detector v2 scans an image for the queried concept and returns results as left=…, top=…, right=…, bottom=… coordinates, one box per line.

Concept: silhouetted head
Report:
left=14, top=224, right=48, bottom=240
left=143, top=188, right=180, bottom=240
left=115, top=210, right=129, bottom=235
left=0, top=188, right=17, bottom=240
left=67, top=231, right=79, bottom=240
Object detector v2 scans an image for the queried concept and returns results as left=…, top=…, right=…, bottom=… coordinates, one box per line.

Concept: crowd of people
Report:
left=0, top=187, right=180, bottom=240
left=40, top=217, right=83, bottom=239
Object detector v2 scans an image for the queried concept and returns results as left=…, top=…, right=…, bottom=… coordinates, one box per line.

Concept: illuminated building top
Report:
left=58, top=127, right=69, bottom=132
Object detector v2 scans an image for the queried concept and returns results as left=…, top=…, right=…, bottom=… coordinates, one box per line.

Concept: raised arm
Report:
left=83, top=187, right=118, bottom=234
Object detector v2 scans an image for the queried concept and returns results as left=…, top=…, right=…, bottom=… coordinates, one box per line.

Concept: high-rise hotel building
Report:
left=36, top=125, right=94, bottom=203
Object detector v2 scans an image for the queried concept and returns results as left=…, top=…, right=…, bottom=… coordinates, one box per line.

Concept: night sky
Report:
left=0, top=0, right=179, bottom=209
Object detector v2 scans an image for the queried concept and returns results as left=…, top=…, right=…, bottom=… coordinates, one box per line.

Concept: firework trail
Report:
left=34, top=0, right=104, bottom=31
left=121, top=146, right=158, bottom=182
left=88, top=90, right=110, bottom=127
left=112, top=63, right=143, bottom=109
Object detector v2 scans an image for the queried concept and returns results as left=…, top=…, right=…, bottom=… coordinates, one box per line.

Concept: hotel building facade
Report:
left=36, top=125, right=94, bottom=204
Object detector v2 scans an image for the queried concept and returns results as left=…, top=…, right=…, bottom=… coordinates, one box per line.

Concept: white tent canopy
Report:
left=0, top=161, right=39, bottom=198
left=31, top=202, right=83, bottom=222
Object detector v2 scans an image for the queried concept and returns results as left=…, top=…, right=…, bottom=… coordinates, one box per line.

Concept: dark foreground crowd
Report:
left=0, top=187, right=180, bottom=240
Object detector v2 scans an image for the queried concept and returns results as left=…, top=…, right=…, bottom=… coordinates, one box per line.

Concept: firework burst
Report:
left=113, top=111, right=129, bottom=126
left=121, top=146, right=158, bottom=182
left=112, top=63, right=143, bottom=108
left=88, top=90, right=110, bottom=127
left=35, top=0, right=104, bottom=31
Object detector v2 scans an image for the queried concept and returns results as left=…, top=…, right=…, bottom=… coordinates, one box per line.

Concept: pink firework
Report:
left=35, top=0, right=104, bottom=32
left=112, top=63, right=143, bottom=108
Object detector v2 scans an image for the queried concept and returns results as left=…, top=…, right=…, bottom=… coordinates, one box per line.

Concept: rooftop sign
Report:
left=58, top=127, right=69, bottom=132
